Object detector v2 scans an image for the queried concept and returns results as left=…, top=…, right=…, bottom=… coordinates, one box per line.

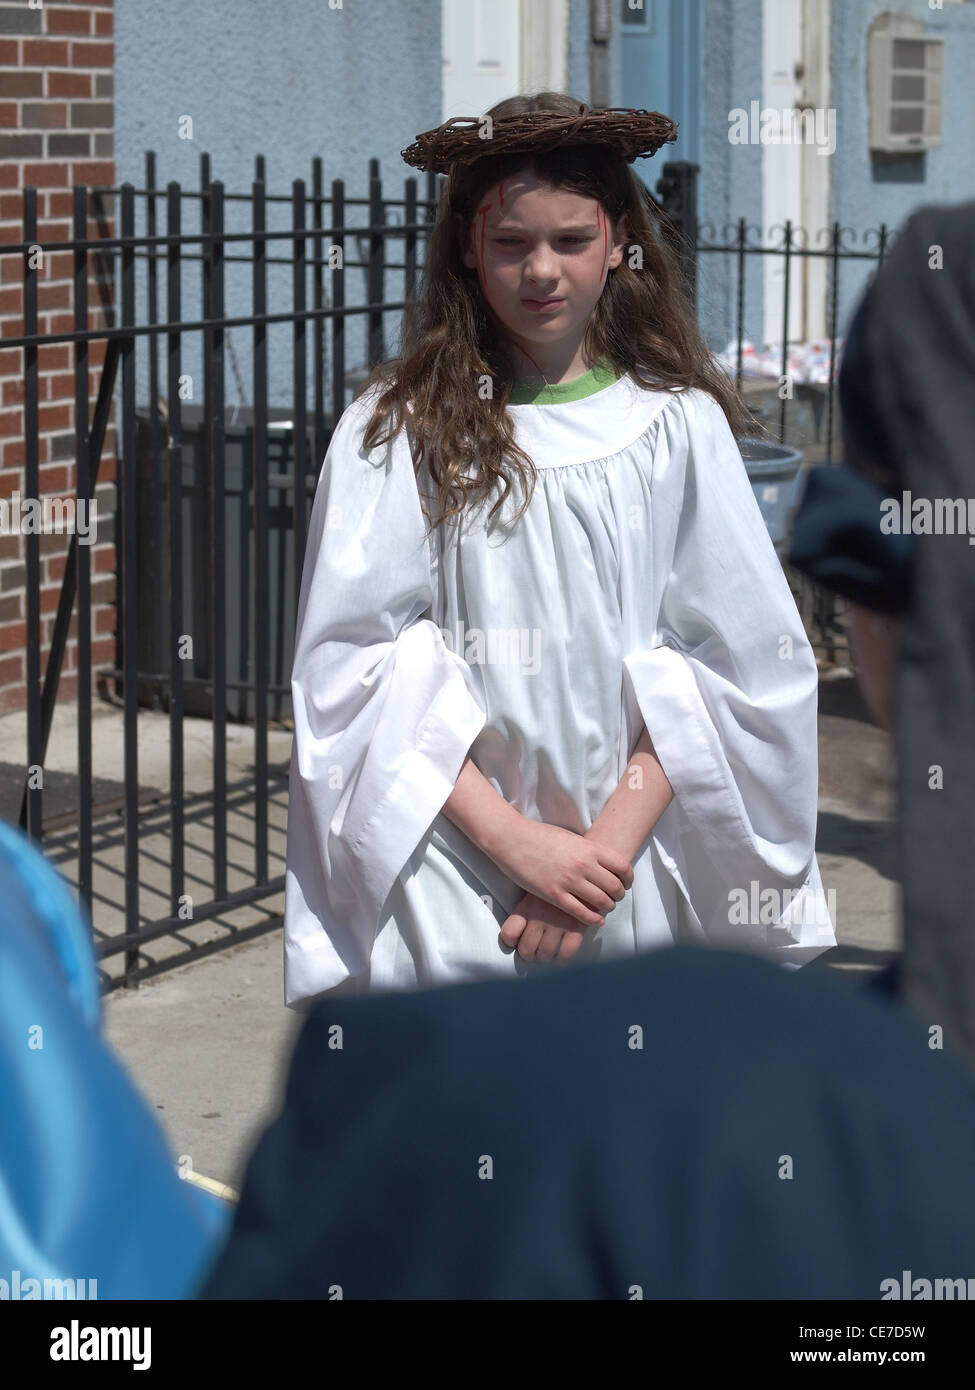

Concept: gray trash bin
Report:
left=738, top=438, right=805, bottom=558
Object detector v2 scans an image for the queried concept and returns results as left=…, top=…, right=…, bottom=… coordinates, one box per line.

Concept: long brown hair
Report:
left=359, top=91, right=753, bottom=531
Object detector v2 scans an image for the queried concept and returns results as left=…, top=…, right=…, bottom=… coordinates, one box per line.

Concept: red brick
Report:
left=0, top=41, right=19, bottom=66
left=0, top=194, right=24, bottom=220
left=0, top=410, right=21, bottom=437
left=39, top=404, right=71, bottom=432
left=1, top=259, right=23, bottom=283
left=44, top=371, right=77, bottom=399
left=93, top=11, right=112, bottom=37
left=22, top=103, right=70, bottom=130
left=0, top=104, right=17, bottom=130
left=0, top=621, right=28, bottom=652
left=23, top=40, right=71, bottom=67
left=0, top=286, right=19, bottom=313
left=0, top=468, right=23, bottom=497
left=37, top=219, right=72, bottom=243
left=69, top=161, right=113, bottom=186
left=38, top=345, right=70, bottom=372
left=43, top=193, right=74, bottom=218
left=0, top=534, right=23, bottom=561
left=0, top=653, right=25, bottom=686
left=0, top=348, right=21, bottom=376
left=3, top=437, right=51, bottom=468
left=47, top=8, right=93, bottom=36
left=1, top=73, right=43, bottom=99
left=42, top=251, right=74, bottom=278
left=94, top=605, right=114, bottom=634
left=93, top=545, right=113, bottom=573
left=69, top=42, right=113, bottom=68
left=0, top=167, right=21, bottom=189
left=38, top=283, right=71, bottom=312
left=42, top=311, right=75, bottom=334
left=46, top=71, right=93, bottom=99
left=21, top=164, right=70, bottom=189
left=0, top=313, right=24, bottom=337
left=1, top=378, right=24, bottom=407
left=39, top=464, right=72, bottom=492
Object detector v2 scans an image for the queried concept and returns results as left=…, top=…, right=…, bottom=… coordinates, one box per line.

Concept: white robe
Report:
left=283, top=374, right=836, bottom=1009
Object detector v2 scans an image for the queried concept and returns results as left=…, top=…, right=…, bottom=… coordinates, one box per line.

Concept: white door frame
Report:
left=799, top=0, right=831, bottom=342
left=762, top=0, right=805, bottom=347
left=442, top=0, right=569, bottom=121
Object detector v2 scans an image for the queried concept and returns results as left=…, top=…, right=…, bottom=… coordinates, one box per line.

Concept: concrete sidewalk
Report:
left=97, top=665, right=901, bottom=1192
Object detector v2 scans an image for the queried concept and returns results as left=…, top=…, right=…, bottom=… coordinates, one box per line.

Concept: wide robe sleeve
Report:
left=622, top=388, right=835, bottom=964
left=284, top=390, right=487, bottom=1007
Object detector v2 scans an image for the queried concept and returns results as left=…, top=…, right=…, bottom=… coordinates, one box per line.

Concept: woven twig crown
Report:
left=401, top=106, right=678, bottom=174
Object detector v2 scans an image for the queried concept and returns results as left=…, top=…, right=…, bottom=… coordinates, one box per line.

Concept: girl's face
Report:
left=461, top=170, right=627, bottom=367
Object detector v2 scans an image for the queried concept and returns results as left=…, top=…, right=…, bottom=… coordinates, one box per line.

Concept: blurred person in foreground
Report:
left=789, top=199, right=975, bottom=1066
left=199, top=201, right=975, bottom=1300
left=0, top=816, right=229, bottom=1298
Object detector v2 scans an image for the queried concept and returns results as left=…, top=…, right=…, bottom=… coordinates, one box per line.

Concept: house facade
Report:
left=2, top=0, right=974, bottom=714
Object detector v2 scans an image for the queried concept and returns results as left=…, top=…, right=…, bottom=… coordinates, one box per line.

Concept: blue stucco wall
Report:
left=697, top=0, right=765, bottom=353
left=114, top=0, right=441, bottom=414
left=566, top=0, right=624, bottom=106
left=566, top=0, right=592, bottom=101
left=830, top=0, right=975, bottom=333
left=686, top=0, right=975, bottom=353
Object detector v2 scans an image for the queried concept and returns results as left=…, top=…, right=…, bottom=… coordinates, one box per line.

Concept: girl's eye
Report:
left=493, top=236, right=589, bottom=246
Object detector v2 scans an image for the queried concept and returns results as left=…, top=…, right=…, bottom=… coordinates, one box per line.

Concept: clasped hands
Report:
left=490, top=819, right=634, bottom=963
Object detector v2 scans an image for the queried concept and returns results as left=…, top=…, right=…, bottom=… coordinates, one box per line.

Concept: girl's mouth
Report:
left=521, top=298, right=564, bottom=313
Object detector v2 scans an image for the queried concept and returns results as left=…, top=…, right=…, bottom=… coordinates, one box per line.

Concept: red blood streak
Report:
left=474, top=200, right=492, bottom=278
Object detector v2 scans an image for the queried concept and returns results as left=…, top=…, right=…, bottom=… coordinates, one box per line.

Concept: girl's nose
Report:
left=524, top=246, right=559, bottom=284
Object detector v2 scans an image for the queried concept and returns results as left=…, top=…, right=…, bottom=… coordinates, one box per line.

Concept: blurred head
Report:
left=767, top=199, right=975, bottom=1066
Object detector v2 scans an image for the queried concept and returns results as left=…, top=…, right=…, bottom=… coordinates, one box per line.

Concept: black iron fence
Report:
left=2, top=152, right=441, bottom=987
left=0, top=152, right=895, bottom=985
left=656, top=162, right=898, bottom=651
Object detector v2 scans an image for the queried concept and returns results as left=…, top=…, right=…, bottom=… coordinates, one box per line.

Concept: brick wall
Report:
left=0, top=0, right=117, bottom=714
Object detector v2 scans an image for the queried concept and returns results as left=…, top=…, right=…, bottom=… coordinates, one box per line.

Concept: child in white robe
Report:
left=283, top=94, right=835, bottom=1007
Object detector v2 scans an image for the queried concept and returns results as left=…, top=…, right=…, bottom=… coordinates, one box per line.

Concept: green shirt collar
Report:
left=508, top=356, right=621, bottom=405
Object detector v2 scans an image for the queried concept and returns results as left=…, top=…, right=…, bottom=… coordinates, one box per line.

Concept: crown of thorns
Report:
left=400, top=106, right=678, bottom=174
